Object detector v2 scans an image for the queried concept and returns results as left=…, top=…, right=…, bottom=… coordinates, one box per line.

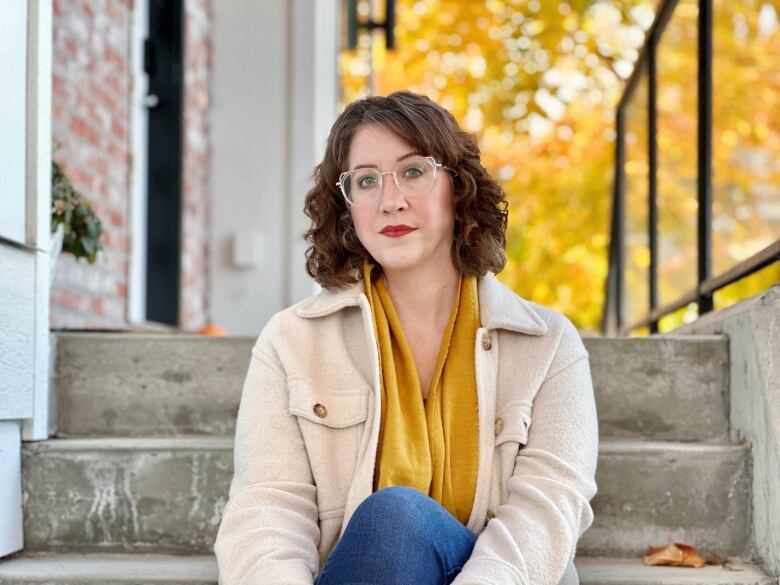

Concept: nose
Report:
left=378, top=172, right=408, bottom=213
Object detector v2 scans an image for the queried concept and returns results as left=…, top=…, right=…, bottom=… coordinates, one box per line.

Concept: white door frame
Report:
left=286, top=0, right=339, bottom=304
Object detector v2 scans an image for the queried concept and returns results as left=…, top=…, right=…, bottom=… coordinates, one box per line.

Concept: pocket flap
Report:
left=287, top=377, right=369, bottom=429
left=495, top=399, right=532, bottom=445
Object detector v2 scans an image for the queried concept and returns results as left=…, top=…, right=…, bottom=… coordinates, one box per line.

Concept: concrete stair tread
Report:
left=24, top=435, right=748, bottom=453
left=0, top=553, right=217, bottom=583
left=597, top=439, right=749, bottom=454
left=54, top=332, right=253, bottom=340
left=0, top=554, right=774, bottom=585
left=577, top=556, right=777, bottom=585
left=25, top=436, right=234, bottom=451
left=54, top=332, right=724, bottom=340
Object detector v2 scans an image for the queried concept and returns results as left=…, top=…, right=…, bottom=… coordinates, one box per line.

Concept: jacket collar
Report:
left=295, top=272, right=548, bottom=336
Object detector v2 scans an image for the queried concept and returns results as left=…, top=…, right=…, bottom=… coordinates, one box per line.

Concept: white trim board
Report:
left=128, top=0, right=150, bottom=325
left=22, top=0, right=53, bottom=442
left=286, top=0, right=339, bottom=304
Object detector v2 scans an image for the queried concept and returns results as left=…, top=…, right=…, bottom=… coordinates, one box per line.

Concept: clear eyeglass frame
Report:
left=336, top=155, right=452, bottom=206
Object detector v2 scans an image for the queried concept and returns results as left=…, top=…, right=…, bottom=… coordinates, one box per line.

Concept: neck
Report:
left=381, top=260, right=460, bottom=325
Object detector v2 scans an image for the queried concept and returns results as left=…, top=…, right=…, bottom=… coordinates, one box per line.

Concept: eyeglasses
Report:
left=336, top=155, right=452, bottom=206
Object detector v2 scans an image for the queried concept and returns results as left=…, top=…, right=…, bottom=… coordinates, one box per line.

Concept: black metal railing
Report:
left=345, top=0, right=395, bottom=50
left=602, top=0, right=780, bottom=336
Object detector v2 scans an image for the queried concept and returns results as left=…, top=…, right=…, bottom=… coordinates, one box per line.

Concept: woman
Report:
left=214, top=91, right=598, bottom=585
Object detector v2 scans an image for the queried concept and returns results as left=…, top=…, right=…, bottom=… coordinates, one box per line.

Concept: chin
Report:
left=372, top=258, right=420, bottom=273
left=365, top=236, right=455, bottom=275
left=368, top=248, right=425, bottom=273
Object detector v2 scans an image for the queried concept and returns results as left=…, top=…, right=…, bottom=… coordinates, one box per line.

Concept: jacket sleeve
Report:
left=214, top=341, right=320, bottom=585
left=452, top=321, right=599, bottom=585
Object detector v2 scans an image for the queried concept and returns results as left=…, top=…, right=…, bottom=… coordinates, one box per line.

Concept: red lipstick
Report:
left=380, top=225, right=417, bottom=238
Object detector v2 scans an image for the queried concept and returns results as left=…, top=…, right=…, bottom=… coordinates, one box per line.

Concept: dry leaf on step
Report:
left=644, top=539, right=707, bottom=568
left=197, top=323, right=227, bottom=336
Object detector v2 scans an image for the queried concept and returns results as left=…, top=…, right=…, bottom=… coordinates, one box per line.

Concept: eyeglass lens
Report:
left=343, top=156, right=436, bottom=203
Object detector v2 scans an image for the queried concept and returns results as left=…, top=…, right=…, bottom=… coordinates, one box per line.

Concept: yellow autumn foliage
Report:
left=340, top=0, right=780, bottom=333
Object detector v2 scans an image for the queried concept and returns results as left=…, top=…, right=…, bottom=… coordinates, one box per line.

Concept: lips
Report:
left=380, top=225, right=417, bottom=237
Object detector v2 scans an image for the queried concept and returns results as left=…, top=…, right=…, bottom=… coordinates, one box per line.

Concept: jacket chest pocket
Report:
left=288, top=378, right=369, bottom=428
left=287, top=377, right=369, bottom=512
left=492, top=399, right=532, bottom=504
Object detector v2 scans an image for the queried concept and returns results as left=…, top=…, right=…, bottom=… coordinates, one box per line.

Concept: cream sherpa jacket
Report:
left=214, top=272, right=598, bottom=585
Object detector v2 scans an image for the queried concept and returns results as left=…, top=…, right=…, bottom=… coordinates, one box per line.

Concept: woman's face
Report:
left=346, top=124, right=456, bottom=276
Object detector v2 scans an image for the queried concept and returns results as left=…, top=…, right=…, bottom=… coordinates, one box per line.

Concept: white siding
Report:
left=0, top=246, right=35, bottom=420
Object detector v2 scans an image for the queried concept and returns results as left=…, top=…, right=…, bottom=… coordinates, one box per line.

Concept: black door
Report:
left=144, top=0, right=183, bottom=325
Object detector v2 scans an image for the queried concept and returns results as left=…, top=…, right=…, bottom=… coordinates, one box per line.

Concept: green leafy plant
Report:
left=51, top=159, right=104, bottom=264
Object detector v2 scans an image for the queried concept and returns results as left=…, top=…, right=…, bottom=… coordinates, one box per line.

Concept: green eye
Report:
left=356, top=174, right=379, bottom=189
left=403, top=165, right=425, bottom=178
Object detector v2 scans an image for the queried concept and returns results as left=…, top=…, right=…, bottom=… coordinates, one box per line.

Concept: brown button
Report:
left=494, top=417, right=503, bottom=436
left=481, top=333, right=493, bottom=351
left=313, top=403, right=328, bottom=418
left=486, top=509, right=495, bottom=520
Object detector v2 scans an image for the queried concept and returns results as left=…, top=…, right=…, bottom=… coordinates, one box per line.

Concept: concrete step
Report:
left=22, top=437, right=751, bottom=557
left=0, top=554, right=774, bottom=585
left=54, top=334, right=730, bottom=442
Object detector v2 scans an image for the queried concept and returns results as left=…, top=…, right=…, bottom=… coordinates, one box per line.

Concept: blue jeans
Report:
left=315, top=486, right=477, bottom=585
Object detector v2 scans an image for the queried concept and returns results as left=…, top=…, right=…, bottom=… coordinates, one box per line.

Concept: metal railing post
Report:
left=615, top=108, right=626, bottom=333
left=648, top=34, right=659, bottom=334
left=697, top=0, right=714, bottom=314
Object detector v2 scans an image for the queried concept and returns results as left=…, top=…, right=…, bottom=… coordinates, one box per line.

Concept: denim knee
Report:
left=351, top=486, right=433, bottom=532
left=318, top=486, right=476, bottom=585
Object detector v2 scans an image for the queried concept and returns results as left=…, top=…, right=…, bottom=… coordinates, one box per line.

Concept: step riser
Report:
left=22, top=442, right=751, bottom=556
left=55, top=335, right=254, bottom=437
left=55, top=335, right=730, bottom=442
left=23, top=446, right=230, bottom=555
left=585, top=337, right=730, bottom=442
left=580, top=444, right=752, bottom=557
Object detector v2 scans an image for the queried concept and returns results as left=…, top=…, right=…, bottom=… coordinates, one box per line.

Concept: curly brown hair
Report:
left=303, top=90, right=508, bottom=289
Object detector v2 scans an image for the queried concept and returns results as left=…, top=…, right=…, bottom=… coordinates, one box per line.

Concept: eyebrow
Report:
left=351, top=151, right=421, bottom=171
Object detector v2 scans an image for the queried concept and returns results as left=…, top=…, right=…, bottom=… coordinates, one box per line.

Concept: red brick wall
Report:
left=181, top=0, right=212, bottom=331
left=50, top=0, right=131, bottom=328
left=50, top=0, right=212, bottom=331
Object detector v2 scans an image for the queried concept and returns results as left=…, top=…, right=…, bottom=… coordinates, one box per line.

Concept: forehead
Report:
left=347, top=124, right=418, bottom=169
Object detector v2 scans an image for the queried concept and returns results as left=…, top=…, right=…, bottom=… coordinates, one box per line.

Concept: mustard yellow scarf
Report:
left=363, top=260, right=480, bottom=525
